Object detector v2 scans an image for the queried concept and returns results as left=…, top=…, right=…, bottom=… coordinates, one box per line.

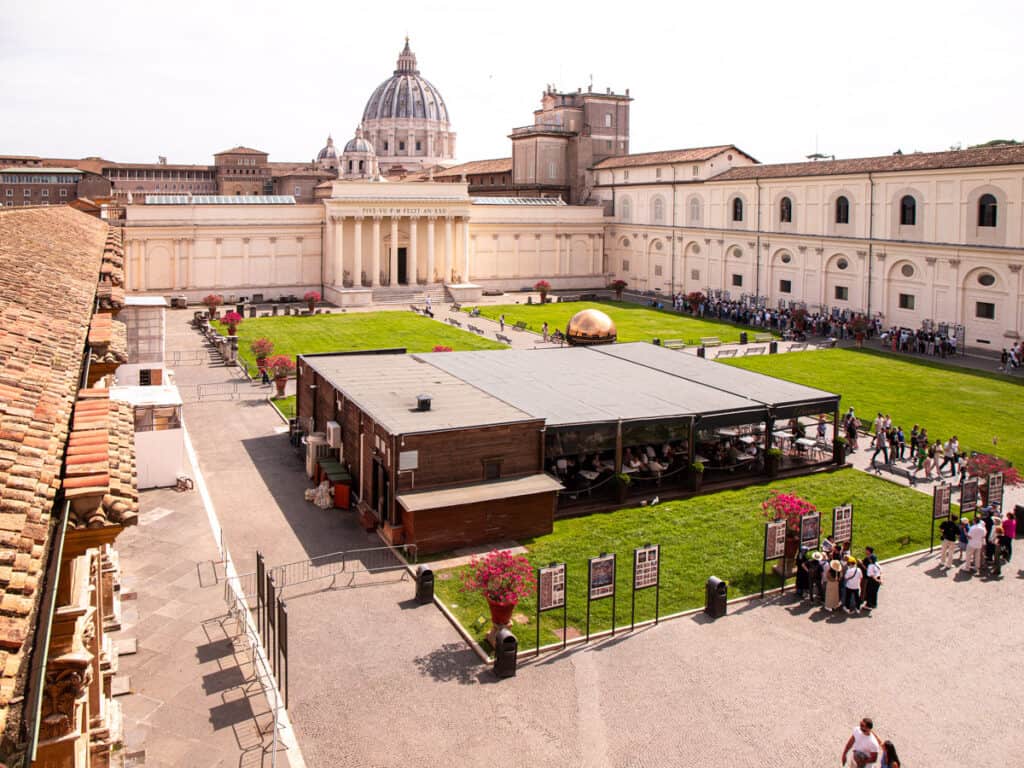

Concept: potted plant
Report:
left=688, top=460, right=705, bottom=492
left=460, top=549, right=536, bottom=637
left=610, top=279, right=628, bottom=301
left=304, top=290, right=321, bottom=313
left=761, top=490, right=818, bottom=559
left=222, top=310, right=243, bottom=336
left=534, top=280, right=551, bottom=303
left=250, top=337, right=274, bottom=375
left=765, top=447, right=783, bottom=477
left=851, top=315, right=868, bottom=348
left=613, top=471, right=632, bottom=503
left=833, top=435, right=848, bottom=465
left=965, top=453, right=1021, bottom=504
left=202, top=293, right=223, bottom=320
left=267, top=354, right=295, bottom=398
left=685, top=291, right=705, bottom=314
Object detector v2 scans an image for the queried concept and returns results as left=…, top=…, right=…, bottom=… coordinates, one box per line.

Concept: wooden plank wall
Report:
left=404, top=491, right=556, bottom=554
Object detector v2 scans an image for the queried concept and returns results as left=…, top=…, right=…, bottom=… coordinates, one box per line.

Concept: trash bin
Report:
left=493, top=627, right=518, bottom=678
left=769, top=341, right=779, bottom=354
left=415, top=566, right=434, bottom=604
left=705, top=576, right=727, bottom=619
left=653, top=338, right=661, bottom=346
left=236, top=303, right=245, bottom=316
left=739, top=331, right=748, bottom=345
left=1016, top=505, right=1024, bottom=539
left=697, top=346, right=706, bottom=359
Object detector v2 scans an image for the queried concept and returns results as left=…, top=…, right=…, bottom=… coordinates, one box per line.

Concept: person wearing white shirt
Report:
left=965, top=518, right=987, bottom=572
left=842, top=718, right=881, bottom=767
left=843, top=558, right=863, bottom=612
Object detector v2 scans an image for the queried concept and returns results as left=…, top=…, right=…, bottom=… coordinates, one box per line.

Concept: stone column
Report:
left=214, top=238, right=222, bottom=288
left=296, top=236, right=304, bottom=288
left=333, top=215, right=345, bottom=287
left=554, top=233, right=562, bottom=277
left=139, top=240, right=148, bottom=291
left=371, top=216, right=382, bottom=287
left=323, top=215, right=334, bottom=284
left=186, top=238, right=195, bottom=288
left=462, top=217, right=471, bottom=283
left=949, top=258, right=962, bottom=322
left=390, top=218, right=399, bottom=285
left=409, top=217, right=418, bottom=285
left=353, top=217, right=363, bottom=286
left=269, top=237, right=277, bottom=286
left=514, top=234, right=521, bottom=278
left=444, top=216, right=453, bottom=282
left=242, top=237, right=250, bottom=286
left=1009, top=263, right=1023, bottom=335
left=426, top=216, right=436, bottom=283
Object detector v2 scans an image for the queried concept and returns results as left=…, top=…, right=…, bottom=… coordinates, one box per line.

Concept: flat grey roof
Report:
left=416, top=347, right=764, bottom=427
left=593, top=343, right=839, bottom=412
left=302, top=354, right=536, bottom=434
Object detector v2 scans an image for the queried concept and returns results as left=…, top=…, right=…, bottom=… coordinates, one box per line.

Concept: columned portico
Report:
left=409, top=218, right=418, bottom=285
left=371, top=216, right=381, bottom=287
left=426, top=216, right=436, bottom=283
left=389, top=218, right=399, bottom=285
left=444, top=217, right=453, bottom=282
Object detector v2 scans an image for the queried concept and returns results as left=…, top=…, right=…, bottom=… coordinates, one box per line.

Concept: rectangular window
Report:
left=656, top=168, right=662, bottom=179
left=399, top=141, right=406, bottom=151
left=548, top=161, right=557, bottom=179
left=779, top=279, right=792, bottom=294
left=41, top=189, right=48, bottom=197
left=623, top=170, right=629, bottom=181
left=606, top=140, right=612, bottom=149
left=692, top=165, right=700, bottom=177
left=294, top=186, right=301, bottom=195
left=384, top=141, right=389, bottom=152
left=975, top=301, right=996, bottom=320
left=482, top=458, right=502, bottom=480
left=622, top=259, right=631, bottom=272
left=898, top=293, right=915, bottom=310
left=23, top=189, right=30, bottom=197
left=654, top=265, right=663, bottom=277
left=732, top=274, right=743, bottom=287
left=5, top=190, right=11, bottom=197
left=691, top=269, right=700, bottom=281
left=835, top=286, right=849, bottom=301
left=59, top=189, right=68, bottom=197
left=415, top=141, right=421, bottom=152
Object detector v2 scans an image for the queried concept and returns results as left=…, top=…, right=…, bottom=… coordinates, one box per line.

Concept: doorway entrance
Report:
left=398, top=247, right=408, bottom=285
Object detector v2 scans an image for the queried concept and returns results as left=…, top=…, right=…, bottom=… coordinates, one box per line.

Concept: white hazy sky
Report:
left=1, top=0, right=1021, bottom=166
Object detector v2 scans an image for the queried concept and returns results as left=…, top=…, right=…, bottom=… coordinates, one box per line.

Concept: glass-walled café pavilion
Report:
left=423, top=343, right=841, bottom=509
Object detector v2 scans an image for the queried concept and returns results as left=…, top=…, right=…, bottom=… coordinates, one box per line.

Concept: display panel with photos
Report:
left=538, top=563, right=566, bottom=611
left=832, top=505, right=853, bottom=544
left=589, top=554, right=616, bottom=600
left=764, top=520, right=787, bottom=560
left=633, top=545, right=660, bottom=590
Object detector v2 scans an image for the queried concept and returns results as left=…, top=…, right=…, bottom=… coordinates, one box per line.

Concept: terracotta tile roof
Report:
left=710, top=144, right=1024, bottom=181
left=63, top=391, right=137, bottom=530
left=0, top=207, right=109, bottom=735
left=97, top=228, right=126, bottom=311
left=433, top=158, right=513, bottom=178
left=88, top=314, right=128, bottom=367
left=214, top=146, right=268, bottom=156
left=592, top=145, right=752, bottom=170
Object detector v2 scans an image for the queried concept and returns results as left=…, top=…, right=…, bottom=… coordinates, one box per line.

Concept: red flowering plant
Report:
left=266, top=354, right=296, bottom=379
left=432, top=345, right=453, bottom=352
left=965, top=453, right=1022, bottom=486
left=685, top=291, right=705, bottom=312
left=202, top=293, right=223, bottom=318
left=221, top=311, right=243, bottom=335
left=534, top=279, right=551, bottom=302
left=250, top=337, right=274, bottom=359
left=304, top=290, right=321, bottom=311
left=761, top=490, right=818, bottom=534
left=610, top=279, right=628, bottom=299
left=460, top=549, right=536, bottom=606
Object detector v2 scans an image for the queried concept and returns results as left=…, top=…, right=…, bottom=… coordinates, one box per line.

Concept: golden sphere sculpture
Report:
left=566, top=308, right=617, bottom=346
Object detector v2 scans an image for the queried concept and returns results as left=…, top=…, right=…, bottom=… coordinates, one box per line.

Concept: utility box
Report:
left=493, top=627, right=518, bottom=678
left=415, top=566, right=434, bottom=604
left=769, top=341, right=779, bottom=354
left=697, top=346, right=706, bottom=359
left=705, top=576, right=727, bottom=619
left=739, top=332, right=748, bottom=345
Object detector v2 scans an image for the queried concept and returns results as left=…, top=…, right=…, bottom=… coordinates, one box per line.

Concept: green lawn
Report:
left=216, top=311, right=505, bottom=375
left=435, top=470, right=942, bottom=651
left=468, top=301, right=772, bottom=345
left=724, top=348, right=1024, bottom=469
left=272, top=395, right=295, bottom=420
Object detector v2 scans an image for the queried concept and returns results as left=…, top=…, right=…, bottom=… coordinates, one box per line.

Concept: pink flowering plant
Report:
left=432, top=345, right=453, bottom=352
left=761, top=490, right=818, bottom=534
left=266, top=354, right=296, bottom=379
left=965, top=453, right=1021, bottom=486
left=304, top=290, right=321, bottom=311
left=460, top=549, right=536, bottom=606
left=222, top=311, right=243, bottom=335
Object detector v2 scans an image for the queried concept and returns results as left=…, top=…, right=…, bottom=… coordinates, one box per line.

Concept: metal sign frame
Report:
left=761, top=520, right=787, bottom=598
left=278, top=600, right=288, bottom=710
left=266, top=574, right=277, bottom=676
left=586, top=553, right=617, bottom=641
left=800, top=512, right=821, bottom=551
left=535, top=562, right=568, bottom=656
left=832, top=505, right=853, bottom=547
left=931, top=484, right=952, bottom=553
left=631, top=544, right=661, bottom=630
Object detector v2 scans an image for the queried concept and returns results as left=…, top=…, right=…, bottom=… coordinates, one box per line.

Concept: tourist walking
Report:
left=871, top=428, right=889, bottom=466
left=825, top=559, right=842, bottom=611
left=843, top=556, right=863, bottom=612
left=795, top=548, right=810, bottom=598
left=499, top=313, right=505, bottom=332
left=879, top=740, right=901, bottom=768
left=542, top=321, right=549, bottom=342
left=841, top=718, right=881, bottom=767
left=939, top=515, right=959, bottom=568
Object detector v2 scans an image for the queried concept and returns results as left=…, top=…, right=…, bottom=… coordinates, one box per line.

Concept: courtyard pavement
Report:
left=117, top=311, right=1024, bottom=768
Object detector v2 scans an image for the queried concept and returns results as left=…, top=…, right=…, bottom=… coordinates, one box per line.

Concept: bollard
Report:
left=493, top=627, right=518, bottom=678
left=697, top=346, right=706, bottom=359
left=415, top=565, right=434, bottom=604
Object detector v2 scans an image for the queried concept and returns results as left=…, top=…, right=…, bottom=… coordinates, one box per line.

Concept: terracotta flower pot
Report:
left=274, top=376, right=287, bottom=398
left=227, top=324, right=238, bottom=336
left=487, top=599, right=516, bottom=627
left=256, top=357, right=267, bottom=372
left=307, top=300, right=316, bottom=312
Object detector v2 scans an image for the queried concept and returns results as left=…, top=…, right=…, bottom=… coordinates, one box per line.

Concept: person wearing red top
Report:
left=1000, top=512, right=1016, bottom=562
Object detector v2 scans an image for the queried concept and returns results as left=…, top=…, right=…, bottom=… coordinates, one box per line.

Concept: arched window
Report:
left=620, top=197, right=632, bottom=222
left=732, top=197, right=744, bottom=222
left=835, top=196, right=850, bottom=224
left=652, top=197, right=665, bottom=223
left=689, top=197, right=701, bottom=223
left=779, top=196, right=792, bottom=223
left=899, top=195, right=916, bottom=226
left=978, top=193, right=997, bottom=227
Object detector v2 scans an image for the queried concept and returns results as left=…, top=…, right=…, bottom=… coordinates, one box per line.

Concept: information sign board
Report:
left=764, top=520, right=787, bottom=561
left=538, top=563, right=566, bottom=612
left=987, top=473, right=1004, bottom=511
left=588, top=554, right=616, bottom=600
left=960, top=478, right=980, bottom=515
left=933, top=484, right=952, bottom=520
left=832, top=505, right=853, bottom=544
left=800, top=512, right=821, bottom=550
left=633, top=545, right=660, bottom=590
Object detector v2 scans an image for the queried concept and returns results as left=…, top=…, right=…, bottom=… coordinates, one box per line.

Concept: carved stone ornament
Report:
left=798, top=245, right=807, bottom=253
left=1008, top=263, right=1022, bottom=273
left=814, top=247, right=824, bottom=255
left=856, top=250, right=867, bottom=258
left=925, top=257, right=937, bottom=265
left=40, top=659, right=93, bottom=741
left=716, top=239, right=724, bottom=245
left=761, top=242, right=770, bottom=250
left=875, top=252, right=886, bottom=261
left=948, top=259, right=961, bottom=268
left=747, top=241, right=756, bottom=249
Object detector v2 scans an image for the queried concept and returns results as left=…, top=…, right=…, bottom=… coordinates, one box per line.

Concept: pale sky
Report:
left=1, top=0, right=1021, bottom=167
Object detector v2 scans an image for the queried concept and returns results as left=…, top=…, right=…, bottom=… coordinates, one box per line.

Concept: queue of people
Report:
left=880, top=325, right=960, bottom=358
left=794, top=542, right=883, bottom=614
left=938, top=508, right=1015, bottom=573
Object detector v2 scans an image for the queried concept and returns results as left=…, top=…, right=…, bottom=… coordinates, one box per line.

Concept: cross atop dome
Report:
left=395, top=36, right=418, bottom=75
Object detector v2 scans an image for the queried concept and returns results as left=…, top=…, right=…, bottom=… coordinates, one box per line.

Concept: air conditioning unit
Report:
left=305, top=432, right=329, bottom=479
left=326, top=421, right=341, bottom=448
